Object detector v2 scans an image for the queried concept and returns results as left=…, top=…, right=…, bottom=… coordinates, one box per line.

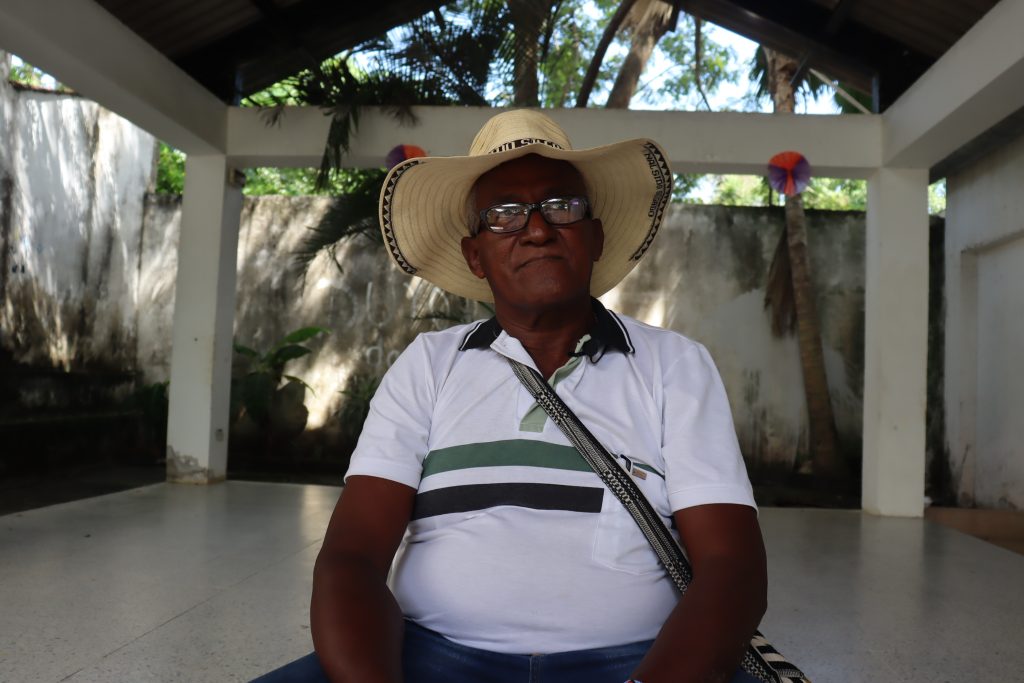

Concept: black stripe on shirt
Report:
left=412, top=483, right=605, bottom=520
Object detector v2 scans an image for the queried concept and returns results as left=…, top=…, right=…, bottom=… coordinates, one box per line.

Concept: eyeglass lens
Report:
left=483, top=197, right=588, bottom=233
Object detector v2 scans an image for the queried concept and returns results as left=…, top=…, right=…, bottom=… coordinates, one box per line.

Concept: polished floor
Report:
left=1, top=481, right=1021, bottom=682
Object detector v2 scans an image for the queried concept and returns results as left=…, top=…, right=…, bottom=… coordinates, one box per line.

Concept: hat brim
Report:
left=379, top=139, right=672, bottom=303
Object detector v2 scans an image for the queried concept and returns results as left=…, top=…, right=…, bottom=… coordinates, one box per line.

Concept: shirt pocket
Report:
left=591, top=487, right=666, bottom=575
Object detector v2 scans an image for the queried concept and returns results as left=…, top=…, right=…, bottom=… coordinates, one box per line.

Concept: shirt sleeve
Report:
left=344, top=335, right=435, bottom=489
left=661, top=340, right=757, bottom=513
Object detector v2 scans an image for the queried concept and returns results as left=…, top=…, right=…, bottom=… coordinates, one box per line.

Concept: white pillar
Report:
left=862, top=168, right=929, bottom=516
left=166, top=156, right=243, bottom=484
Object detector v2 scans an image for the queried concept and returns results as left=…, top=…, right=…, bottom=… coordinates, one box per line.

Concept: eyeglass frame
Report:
left=472, top=196, right=591, bottom=237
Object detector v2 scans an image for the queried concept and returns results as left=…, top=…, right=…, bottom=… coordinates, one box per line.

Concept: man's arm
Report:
left=311, top=475, right=416, bottom=683
left=630, top=503, right=767, bottom=683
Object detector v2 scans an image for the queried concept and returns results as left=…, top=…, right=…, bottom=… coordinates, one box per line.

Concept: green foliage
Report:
left=644, top=15, right=737, bottom=110
left=704, top=174, right=870, bottom=211
left=707, top=175, right=772, bottom=206
left=153, top=143, right=382, bottom=198
left=155, top=143, right=186, bottom=194
left=928, top=180, right=947, bottom=215
left=338, top=371, right=383, bottom=444
left=533, top=0, right=619, bottom=108
left=293, top=169, right=389, bottom=273
left=705, top=177, right=944, bottom=214
left=242, top=167, right=372, bottom=196
left=672, top=173, right=703, bottom=203
left=745, top=46, right=831, bottom=112
left=6, top=59, right=69, bottom=92
left=231, top=327, right=329, bottom=430
left=803, top=178, right=867, bottom=211
left=246, top=1, right=515, bottom=189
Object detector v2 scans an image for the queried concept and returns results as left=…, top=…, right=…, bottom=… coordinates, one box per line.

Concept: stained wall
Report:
left=944, top=131, right=1024, bottom=509
left=1, top=75, right=870, bottom=471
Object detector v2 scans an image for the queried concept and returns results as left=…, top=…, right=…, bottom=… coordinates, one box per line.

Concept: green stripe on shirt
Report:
left=421, top=440, right=591, bottom=478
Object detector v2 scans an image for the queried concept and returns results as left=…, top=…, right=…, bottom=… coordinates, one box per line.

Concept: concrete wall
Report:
left=0, top=64, right=156, bottom=374
left=608, top=206, right=865, bottom=468
left=133, top=199, right=867, bottom=470
left=945, top=131, right=1024, bottom=510
left=2, top=73, right=868, bottom=470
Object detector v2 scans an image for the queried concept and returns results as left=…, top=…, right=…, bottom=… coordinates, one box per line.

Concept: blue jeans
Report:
left=251, top=620, right=762, bottom=682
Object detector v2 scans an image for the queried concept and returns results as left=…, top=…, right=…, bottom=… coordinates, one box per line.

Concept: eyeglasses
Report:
left=474, top=196, right=590, bottom=236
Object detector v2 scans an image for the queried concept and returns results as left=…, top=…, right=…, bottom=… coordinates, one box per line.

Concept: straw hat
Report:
left=378, top=109, right=673, bottom=303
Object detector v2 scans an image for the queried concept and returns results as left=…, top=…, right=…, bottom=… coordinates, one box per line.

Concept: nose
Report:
left=519, top=207, right=557, bottom=244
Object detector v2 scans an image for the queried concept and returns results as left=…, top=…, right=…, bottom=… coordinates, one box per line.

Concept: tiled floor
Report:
left=2, top=481, right=1022, bottom=682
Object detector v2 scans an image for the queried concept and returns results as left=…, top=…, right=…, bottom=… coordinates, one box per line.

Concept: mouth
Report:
left=517, top=255, right=563, bottom=270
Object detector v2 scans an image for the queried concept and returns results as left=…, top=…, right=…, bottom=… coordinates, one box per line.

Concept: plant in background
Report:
left=231, top=327, right=329, bottom=440
left=155, top=143, right=186, bottom=194
left=337, top=371, right=383, bottom=448
left=124, top=380, right=170, bottom=459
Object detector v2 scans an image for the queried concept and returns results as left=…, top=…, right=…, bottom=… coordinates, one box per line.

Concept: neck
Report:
left=494, top=296, right=594, bottom=379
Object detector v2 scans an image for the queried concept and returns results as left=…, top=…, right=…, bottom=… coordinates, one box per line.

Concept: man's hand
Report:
left=311, top=475, right=416, bottom=683
left=630, top=503, right=767, bottom=683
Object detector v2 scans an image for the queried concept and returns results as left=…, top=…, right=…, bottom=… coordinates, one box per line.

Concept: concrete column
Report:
left=862, top=168, right=929, bottom=516
left=166, top=155, right=243, bottom=483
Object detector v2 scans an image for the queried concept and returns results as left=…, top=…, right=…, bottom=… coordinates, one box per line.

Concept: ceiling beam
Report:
left=883, top=0, right=1024, bottom=171
left=0, top=0, right=226, bottom=154
left=227, top=105, right=883, bottom=178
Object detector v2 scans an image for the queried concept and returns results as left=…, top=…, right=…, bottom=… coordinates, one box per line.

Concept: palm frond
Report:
left=292, top=168, right=387, bottom=274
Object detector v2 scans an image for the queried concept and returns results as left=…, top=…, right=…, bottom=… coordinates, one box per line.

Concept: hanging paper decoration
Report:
left=386, top=144, right=428, bottom=170
left=767, top=151, right=811, bottom=196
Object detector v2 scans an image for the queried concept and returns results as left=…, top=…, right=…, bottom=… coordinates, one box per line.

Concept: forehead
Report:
left=473, top=154, right=586, bottom=204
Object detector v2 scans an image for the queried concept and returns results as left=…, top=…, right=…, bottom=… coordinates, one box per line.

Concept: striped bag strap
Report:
left=508, top=358, right=811, bottom=683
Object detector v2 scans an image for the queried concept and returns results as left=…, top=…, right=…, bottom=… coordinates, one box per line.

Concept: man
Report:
left=256, top=110, right=766, bottom=683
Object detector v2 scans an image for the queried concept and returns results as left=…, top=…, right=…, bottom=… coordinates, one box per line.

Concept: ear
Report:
left=590, top=218, right=605, bottom=262
left=461, top=236, right=487, bottom=279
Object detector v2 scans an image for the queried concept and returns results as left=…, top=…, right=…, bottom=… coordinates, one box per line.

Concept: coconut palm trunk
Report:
left=764, top=48, right=843, bottom=477
left=509, top=0, right=555, bottom=106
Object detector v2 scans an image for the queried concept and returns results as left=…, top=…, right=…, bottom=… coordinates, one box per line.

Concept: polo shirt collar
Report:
left=458, top=298, right=634, bottom=361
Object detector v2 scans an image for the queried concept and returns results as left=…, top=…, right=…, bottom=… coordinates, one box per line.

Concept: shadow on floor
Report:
left=0, top=462, right=166, bottom=516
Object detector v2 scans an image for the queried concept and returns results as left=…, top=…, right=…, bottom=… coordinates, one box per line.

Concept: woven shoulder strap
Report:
left=507, top=357, right=810, bottom=683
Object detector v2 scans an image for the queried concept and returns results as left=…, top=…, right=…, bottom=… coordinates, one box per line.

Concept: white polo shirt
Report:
left=345, top=300, right=755, bottom=654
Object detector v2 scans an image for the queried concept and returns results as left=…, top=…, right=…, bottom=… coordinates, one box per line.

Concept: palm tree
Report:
left=256, top=1, right=517, bottom=269
left=757, top=47, right=845, bottom=478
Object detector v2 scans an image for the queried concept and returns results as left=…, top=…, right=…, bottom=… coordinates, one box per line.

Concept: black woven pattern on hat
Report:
left=487, top=138, right=564, bottom=154
left=381, top=159, right=422, bottom=275
left=630, top=142, right=672, bottom=261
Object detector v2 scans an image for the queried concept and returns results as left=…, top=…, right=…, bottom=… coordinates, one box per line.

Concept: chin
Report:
left=501, top=284, right=590, bottom=311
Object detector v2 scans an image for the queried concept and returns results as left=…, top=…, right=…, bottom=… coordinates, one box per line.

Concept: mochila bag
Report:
left=508, top=358, right=810, bottom=683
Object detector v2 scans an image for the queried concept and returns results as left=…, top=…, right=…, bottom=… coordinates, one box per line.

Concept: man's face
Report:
left=460, top=154, right=604, bottom=313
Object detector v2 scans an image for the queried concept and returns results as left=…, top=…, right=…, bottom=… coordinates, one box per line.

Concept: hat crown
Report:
left=468, top=110, right=573, bottom=157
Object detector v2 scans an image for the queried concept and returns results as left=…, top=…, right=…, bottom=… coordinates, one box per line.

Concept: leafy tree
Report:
left=710, top=174, right=772, bottom=207
left=5, top=58, right=70, bottom=92
left=248, top=0, right=742, bottom=271
left=535, top=0, right=620, bottom=108
left=803, top=178, right=866, bottom=211
left=645, top=15, right=736, bottom=110
left=155, top=143, right=186, bottom=194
